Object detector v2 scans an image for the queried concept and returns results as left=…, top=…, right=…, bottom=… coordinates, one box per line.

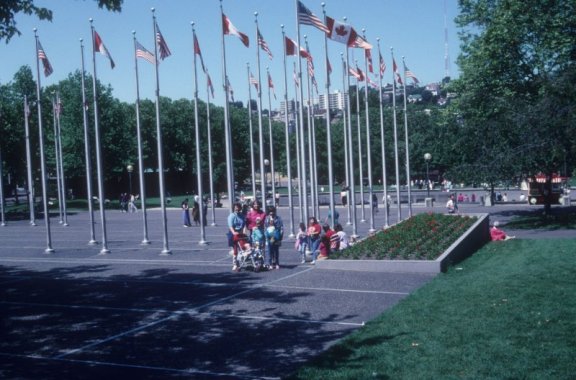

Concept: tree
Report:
left=453, top=0, right=576, bottom=213
left=0, top=0, right=123, bottom=42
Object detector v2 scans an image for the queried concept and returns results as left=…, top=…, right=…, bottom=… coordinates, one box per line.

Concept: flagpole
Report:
left=354, top=60, right=366, bottom=224
left=265, top=67, right=277, bottom=209
left=340, top=52, right=351, bottom=226
left=391, top=47, right=402, bottom=223
left=321, top=3, right=336, bottom=228
left=191, top=23, right=208, bottom=245
left=205, top=70, right=217, bottom=226
left=56, top=92, right=68, bottom=226
left=402, top=56, right=413, bottom=218
left=281, top=24, right=295, bottom=237
left=220, top=1, right=236, bottom=212
left=344, top=25, right=358, bottom=238
left=303, top=35, right=316, bottom=219
left=89, top=20, right=111, bottom=255
left=295, top=0, right=309, bottom=223
left=34, top=29, right=54, bottom=253
left=24, top=95, right=37, bottom=226
left=377, top=39, right=389, bottom=228
left=151, top=9, right=171, bottom=255
left=247, top=63, right=257, bottom=199
left=254, top=14, right=267, bottom=207
left=51, top=94, right=63, bottom=225
left=79, top=39, right=97, bottom=244
left=293, top=61, right=304, bottom=223
left=0, top=148, right=5, bottom=226
left=362, top=32, right=375, bottom=233
left=132, top=32, right=151, bottom=245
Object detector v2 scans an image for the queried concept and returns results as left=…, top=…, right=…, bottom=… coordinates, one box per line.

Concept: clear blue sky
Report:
left=1, top=0, right=461, bottom=108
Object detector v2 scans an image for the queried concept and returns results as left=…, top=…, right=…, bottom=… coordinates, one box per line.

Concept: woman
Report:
left=181, top=198, right=191, bottom=227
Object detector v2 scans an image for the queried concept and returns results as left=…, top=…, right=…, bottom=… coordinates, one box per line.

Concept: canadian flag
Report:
left=222, top=13, right=249, bottom=47
left=326, top=16, right=354, bottom=46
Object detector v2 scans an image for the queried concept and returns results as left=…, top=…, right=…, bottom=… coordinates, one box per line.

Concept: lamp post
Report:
left=424, top=153, right=431, bottom=199
left=127, top=164, right=133, bottom=195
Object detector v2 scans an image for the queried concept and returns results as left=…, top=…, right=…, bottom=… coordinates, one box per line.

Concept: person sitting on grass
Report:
left=490, top=221, right=515, bottom=241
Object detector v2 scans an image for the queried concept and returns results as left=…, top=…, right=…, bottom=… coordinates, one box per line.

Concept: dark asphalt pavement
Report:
left=0, top=201, right=572, bottom=378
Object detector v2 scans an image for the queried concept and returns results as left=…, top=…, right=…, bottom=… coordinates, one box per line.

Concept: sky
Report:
left=0, top=0, right=462, bottom=109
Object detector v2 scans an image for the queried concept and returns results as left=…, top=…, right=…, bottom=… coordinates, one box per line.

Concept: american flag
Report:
left=268, top=71, right=276, bottom=100
left=135, top=40, right=156, bottom=65
left=249, top=72, right=259, bottom=92
left=257, top=29, right=273, bottom=60
left=155, top=22, right=171, bottom=60
left=379, top=52, right=386, bottom=77
left=37, top=40, right=53, bottom=77
left=404, top=62, right=420, bottom=85
left=297, top=1, right=329, bottom=33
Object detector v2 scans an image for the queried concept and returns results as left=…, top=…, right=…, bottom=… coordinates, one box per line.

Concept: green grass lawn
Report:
left=288, top=238, right=576, bottom=379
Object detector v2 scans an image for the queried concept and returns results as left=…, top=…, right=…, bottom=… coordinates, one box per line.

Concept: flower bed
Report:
left=318, top=213, right=491, bottom=273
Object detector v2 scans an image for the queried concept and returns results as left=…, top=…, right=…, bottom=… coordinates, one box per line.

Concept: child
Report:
left=251, top=217, right=265, bottom=250
left=295, top=222, right=308, bottom=264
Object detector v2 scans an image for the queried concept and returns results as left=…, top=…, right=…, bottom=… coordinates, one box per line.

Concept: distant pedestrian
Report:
left=295, top=222, right=308, bottom=264
left=181, top=198, right=191, bottom=227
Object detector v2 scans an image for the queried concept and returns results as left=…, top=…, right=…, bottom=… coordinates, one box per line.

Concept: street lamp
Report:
left=424, top=153, right=432, bottom=199
left=127, top=164, right=133, bottom=195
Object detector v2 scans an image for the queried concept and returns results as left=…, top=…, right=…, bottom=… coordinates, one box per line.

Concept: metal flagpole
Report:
left=255, top=14, right=267, bottom=207
left=151, top=9, right=171, bottom=255
left=354, top=60, right=366, bottom=223
left=293, top=61, right=304, bottom=223
left=304, top=35, right=316, bottom=218
left=340, top=53, right=351, bottom=226
left=322, top=3, right=336, bottom=229
left=363, top=32, right=375, bottom=233
left=344, top=33, right=358, bottom=238
left=295, top=1, right=309, bottom=223
left=51, top=94, right=63, bottom=224
left=402, top=56, right=413, bottom=218
left=191, top=23, right=207, bottom=245
left=79, top=39, right=97, bottom=244
left=265, top=67, right=277, bottom=208
left=391, top=47, right=402, bottom=223
left=34, top=29, right=54, bottom=253
left=281, top=25, right=295, bottom=237
left=0, top=148, right=5, bottom=226
left=377, top=39, right=389, bottom=228
left=247, top=63, right=257, bottom=199
left=132, top=32, right=151, bottom=245
left=220, top=1, right=236, bottom=211
left=90, top=20, right=110, bottom=254
left=205, top=70, right=217, bottom=226
left=24, top=95, right=37, bottom=226
left=56, top=93, right=68, bottom=226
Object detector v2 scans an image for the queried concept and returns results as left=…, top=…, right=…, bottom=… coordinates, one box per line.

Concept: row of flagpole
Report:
left=9, top=1, right=421, bottom=254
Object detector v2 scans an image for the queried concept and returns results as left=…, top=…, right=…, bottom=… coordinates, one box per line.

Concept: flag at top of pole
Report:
left=379, top=51, right=386, bottom=76
left=155, top=22, right=171, bottom=60
left=93, top=30, right=115, bottom=68
left=222, top=13, right=249, bottom=47
left=194, top=33, right=206, bottom=73
left=257, top=28, right=273, bottom=60
left=285, top=36, right=310, bottom=59
left=135, top=40, right=156, bottom=65
left=393, top=58, right=403, bottom=85
left=404, top=60, right=420, bottom=85
left=325, top=16, right=372, bottom=49
left=297, top=1, right=329, bottom=33
left=267, top=71, right=276, bottom=100
left=37, top=40, right=53, bottom=77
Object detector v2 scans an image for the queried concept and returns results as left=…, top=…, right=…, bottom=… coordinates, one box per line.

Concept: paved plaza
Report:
left=0, top=200, right=571, bottom=378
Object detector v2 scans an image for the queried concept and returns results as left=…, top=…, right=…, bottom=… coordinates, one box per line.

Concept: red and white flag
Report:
left=285, top=36, right=310, bottom=59
left=349, top=66, right=364, bottom=81
left=393, top=58, right=403, bottom=85
left=268, top=71, right=276, bottom=100
left=93, top=30, right=115, bottom=69
left=365, top=49, right=373, bottom=73
left=325, top=16, right=372, bottom=49
left=194, top=34, right=206, bottom=73
left=222, top=13, right=249, bottom=47
left=207, top=72, right=214, bottom=98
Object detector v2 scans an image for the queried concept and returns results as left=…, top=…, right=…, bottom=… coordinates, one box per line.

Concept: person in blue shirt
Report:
left=228, top=202, right=246, bottom=271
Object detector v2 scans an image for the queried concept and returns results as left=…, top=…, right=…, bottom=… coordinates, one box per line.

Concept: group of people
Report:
left=227, top=201, right=284, bottom=272
left=119, top=193, right=138, bottom=213
left=295, top=218, right=350, bottom=264
left=181, top=196, right=207, bottom=227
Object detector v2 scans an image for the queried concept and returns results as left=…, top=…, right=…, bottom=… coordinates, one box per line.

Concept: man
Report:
left=227, top=202, right=246, bottom=271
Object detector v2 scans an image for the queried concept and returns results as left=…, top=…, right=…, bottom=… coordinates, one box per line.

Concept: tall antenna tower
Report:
left=444, top=0, right=451, bottom=79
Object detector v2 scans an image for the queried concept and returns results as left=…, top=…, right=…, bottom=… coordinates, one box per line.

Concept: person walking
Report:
left=181, top=198, right=191, bottom=227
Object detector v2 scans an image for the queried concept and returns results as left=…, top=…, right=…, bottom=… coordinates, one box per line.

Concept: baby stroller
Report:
left=236, top=235, right=265, bottom=272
